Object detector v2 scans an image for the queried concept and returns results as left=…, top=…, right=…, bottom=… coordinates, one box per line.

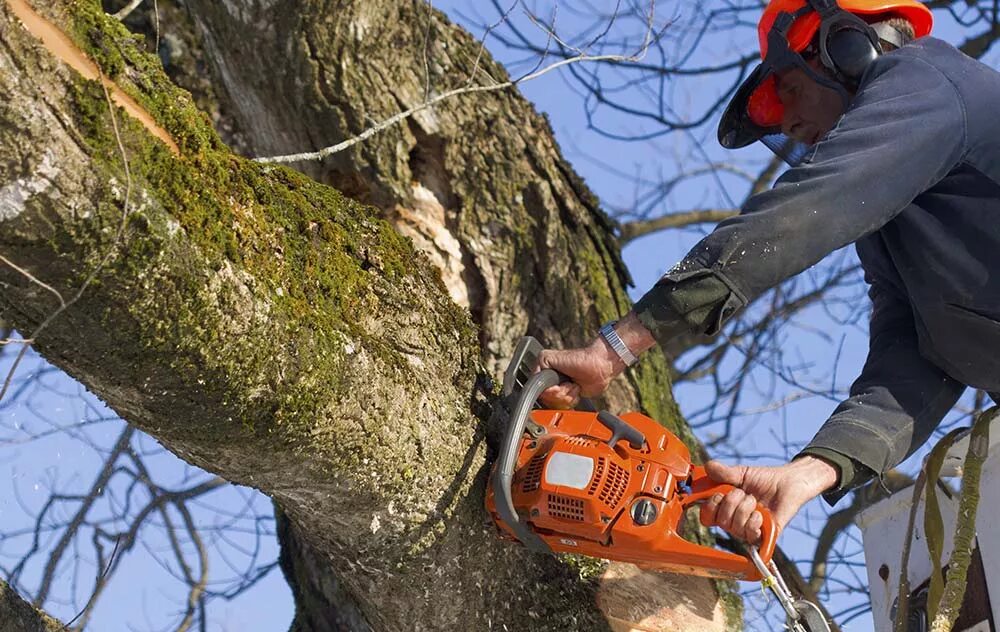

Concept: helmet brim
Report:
left=718, top=64, right=781, bottom=149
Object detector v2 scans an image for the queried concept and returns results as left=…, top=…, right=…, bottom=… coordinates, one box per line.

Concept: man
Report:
left=539, top=0, right=1000, bottom=544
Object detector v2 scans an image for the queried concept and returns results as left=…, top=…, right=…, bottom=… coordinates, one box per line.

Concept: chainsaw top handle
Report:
left=684, top=464, right=779, bottom=565
left=492, top=366, right=560, bottom=552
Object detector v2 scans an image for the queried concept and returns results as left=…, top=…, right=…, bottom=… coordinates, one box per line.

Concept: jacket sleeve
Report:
left=634, top=52, right=967, bottom=345
left=802, top=273, right=966, bottom=503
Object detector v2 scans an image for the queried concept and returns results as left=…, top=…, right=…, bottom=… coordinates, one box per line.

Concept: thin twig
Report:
left=153, top=0, right=160, bottom=57
left=113, top=0, right=145, bottom=21
left=254, top=13, right=657, bottom=165
left=0, top=338, right=34, bottom=345
left=0, top=255, right=66, bottom=306
left=62, top=536, right=122, bottom=631
left=172, top=501, right=210, bottom=632
left=930, top=407, right=996, bottom=631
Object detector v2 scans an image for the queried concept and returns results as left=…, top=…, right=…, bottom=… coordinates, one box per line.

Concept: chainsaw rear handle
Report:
left=492, top=368, right=560, bottom=552
left=683, top=465, right=778, bottom=564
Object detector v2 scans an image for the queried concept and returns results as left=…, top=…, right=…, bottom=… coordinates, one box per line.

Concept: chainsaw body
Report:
left=486, top=337, right=777, bottom=581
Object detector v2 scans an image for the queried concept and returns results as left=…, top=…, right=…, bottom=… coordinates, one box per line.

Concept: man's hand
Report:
left=537, top=338, right=619, bottom=408
left=698, top=456, right=840, bottom=543
left=537, top=313, right=657, bottom=408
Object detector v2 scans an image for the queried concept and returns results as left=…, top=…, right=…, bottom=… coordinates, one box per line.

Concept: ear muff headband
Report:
left=808, top=0, right=883, bottom=86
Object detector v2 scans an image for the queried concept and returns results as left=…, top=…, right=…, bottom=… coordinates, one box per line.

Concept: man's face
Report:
left=775, top=57, right=848, bottom=145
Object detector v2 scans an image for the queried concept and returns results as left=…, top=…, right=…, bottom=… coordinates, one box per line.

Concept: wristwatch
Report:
left=599, top=321, right=638, bottom=367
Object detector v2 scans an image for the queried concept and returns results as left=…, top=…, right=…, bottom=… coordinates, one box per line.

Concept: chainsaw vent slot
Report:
left=563, top=436, right=599, bottom=448
left=548, top=494, right=585, bottom=522
left=521, top=454, right=546, bottom=493
left=588, top=458, right=607, bottom=496
left=598, top=462, right=629, bottom=508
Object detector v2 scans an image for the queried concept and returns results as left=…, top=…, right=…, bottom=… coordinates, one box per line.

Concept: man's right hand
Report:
left=537, top=313, right=658, bottom=408
left=537, top=338, right=620, bottom=408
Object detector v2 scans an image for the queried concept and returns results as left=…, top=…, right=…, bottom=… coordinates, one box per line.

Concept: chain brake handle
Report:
left=679, top=465, right=779, bottom=574
left=502, top=336, right=596, bottom=410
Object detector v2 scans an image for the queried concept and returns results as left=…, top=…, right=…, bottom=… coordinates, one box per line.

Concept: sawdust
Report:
left=597, top=562, right=730, bottom=632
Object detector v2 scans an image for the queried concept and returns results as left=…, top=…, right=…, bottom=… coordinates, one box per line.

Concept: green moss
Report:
left=69, top=0, right=223, bottom=154
left=53, top=2, right=478, bottom=463
left=575, top=244, right=619, bottom=321
left=716, top=579, right=745, bottom=631
left=630, top=355, right=693, bottom=449
left=63, top=50, right=410, bottom=333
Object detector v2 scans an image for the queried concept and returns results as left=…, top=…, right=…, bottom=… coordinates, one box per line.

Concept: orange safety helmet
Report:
left=718, top=0, right=933, bottom=161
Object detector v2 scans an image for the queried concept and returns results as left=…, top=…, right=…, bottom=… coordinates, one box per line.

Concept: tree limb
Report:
left=619, top=209, right=738, bottom=245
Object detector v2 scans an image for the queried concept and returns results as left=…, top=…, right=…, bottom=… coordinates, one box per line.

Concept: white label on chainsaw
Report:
left=544, top=452, right=595, bottom=490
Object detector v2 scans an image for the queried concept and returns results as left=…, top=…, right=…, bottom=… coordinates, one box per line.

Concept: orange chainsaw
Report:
left=485, top=336, right=778, bottom=582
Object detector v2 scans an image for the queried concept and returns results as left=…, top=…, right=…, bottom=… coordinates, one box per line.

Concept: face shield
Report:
left=718, top=10, right=850, bottom=167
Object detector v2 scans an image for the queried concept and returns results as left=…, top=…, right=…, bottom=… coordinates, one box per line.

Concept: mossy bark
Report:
left=0, top=1, right=740, bottom=630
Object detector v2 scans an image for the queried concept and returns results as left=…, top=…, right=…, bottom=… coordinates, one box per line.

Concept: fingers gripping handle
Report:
left=683, top=465, right=778, bottom=565
left=502, top=336, right=596, bottom=411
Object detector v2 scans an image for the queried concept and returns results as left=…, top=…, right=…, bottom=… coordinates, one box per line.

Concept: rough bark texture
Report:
left=0, top=1, right=738, bottom=630
left=0, top=579, right=63, bottom=632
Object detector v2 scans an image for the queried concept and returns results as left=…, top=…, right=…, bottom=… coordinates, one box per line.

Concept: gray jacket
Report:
left=633, top=36, right=1000, bottom=499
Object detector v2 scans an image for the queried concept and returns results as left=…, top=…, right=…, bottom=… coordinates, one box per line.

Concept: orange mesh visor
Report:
left=748, top=74, right=785, bottom=128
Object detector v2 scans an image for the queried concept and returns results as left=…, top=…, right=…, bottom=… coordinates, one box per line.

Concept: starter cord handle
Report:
left=596, top=411, right=647, bottom=450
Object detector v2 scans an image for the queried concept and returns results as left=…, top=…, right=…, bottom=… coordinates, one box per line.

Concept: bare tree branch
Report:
left=619, top=208, right=738, bottom=244
left=112, top=0, right=145, bottom=21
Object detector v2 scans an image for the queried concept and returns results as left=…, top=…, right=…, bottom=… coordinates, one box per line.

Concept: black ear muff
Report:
left=807, top=0, right=883, bottom=87
left=826, top=27, right=881, bottom=82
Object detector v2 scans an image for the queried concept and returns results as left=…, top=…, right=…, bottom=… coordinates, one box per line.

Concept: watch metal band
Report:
left=599, top=321, right=638, bottom=367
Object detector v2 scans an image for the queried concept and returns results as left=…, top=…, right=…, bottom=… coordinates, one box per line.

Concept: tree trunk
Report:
left=0, top=1, right=739, bottom=630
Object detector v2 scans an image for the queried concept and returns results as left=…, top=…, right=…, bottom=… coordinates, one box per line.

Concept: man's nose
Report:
left=781, top=112, right=804, bottom=140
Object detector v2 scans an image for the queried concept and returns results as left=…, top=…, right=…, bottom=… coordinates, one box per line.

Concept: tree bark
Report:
left=0, top=1, right=739, bottom=630
left=0, top=579, right=62, bottom=632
